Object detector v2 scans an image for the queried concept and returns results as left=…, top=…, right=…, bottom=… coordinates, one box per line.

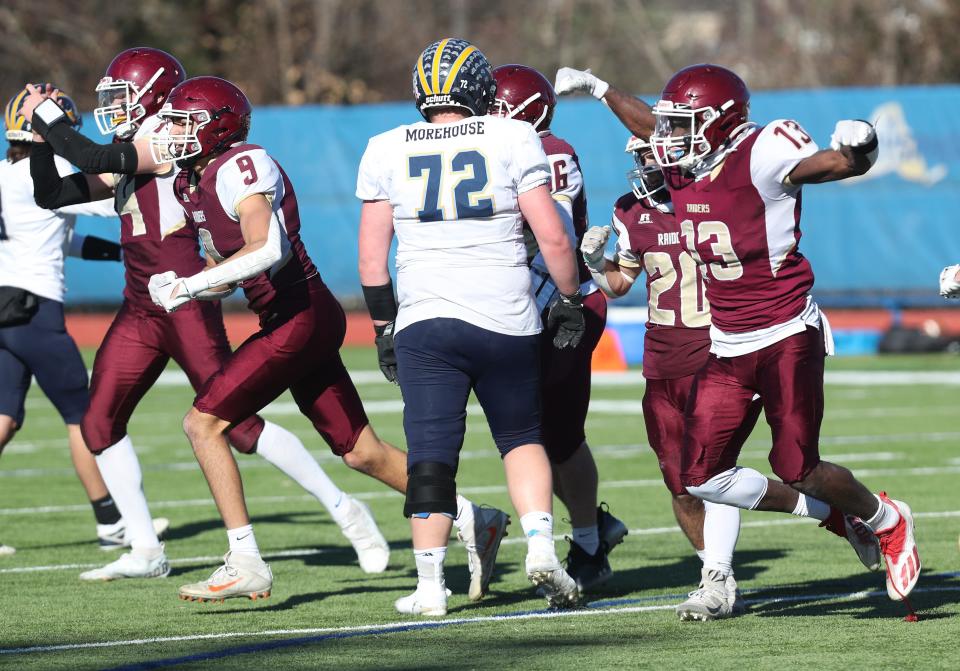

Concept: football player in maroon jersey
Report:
left=22, top=50, right=393, bottom=583
left=579, top=135, right=758, bottom=619
left=559, top=64, right=919, bottom=606
left=136, top=75, right=508, bottom=602
left=491, top=64, right=627, bottom=593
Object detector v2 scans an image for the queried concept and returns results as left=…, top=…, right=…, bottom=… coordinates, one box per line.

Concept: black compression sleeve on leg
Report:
left=403, top=461, right=458, bottom=518
left=33, top=115, right=138, bottom=175
left=30, top=142, right=93, bottom=208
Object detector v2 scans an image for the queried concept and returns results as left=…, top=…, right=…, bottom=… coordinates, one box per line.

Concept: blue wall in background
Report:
left=66, top=85, right=960, bottom=306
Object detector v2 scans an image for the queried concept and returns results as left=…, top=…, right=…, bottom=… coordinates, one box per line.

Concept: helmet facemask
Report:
left=94, top=67, right=166, bottom=138
left=151, top=107, right=210, bottom=165
left=650, top=99, right=728, bottom=171
left=625, top=137, right=668, bottom=204
left=492, top=91, right=549, bottom=130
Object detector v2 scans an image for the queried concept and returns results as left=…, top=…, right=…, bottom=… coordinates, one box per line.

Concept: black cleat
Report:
left=597, top=503, right=628, bottom=553
left=564, top=540, right=612, bottom=593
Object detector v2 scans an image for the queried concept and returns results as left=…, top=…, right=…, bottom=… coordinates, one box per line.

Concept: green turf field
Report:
left=1, top=349, right=957, bottom=670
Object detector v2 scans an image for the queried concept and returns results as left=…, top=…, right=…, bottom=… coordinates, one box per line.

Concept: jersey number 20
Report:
left=408, top=151, right=494, bottom=222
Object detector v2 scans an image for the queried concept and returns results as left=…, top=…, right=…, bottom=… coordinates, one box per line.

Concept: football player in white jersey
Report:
left=358, top=38, right=585, bottom=615
left=0, top=88, right=125, bottom=554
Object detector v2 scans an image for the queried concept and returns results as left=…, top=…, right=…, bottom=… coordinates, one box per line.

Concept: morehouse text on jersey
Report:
left=405, top=120, right=485, bottom=142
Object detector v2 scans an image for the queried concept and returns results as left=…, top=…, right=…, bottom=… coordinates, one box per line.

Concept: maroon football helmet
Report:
left=152, top=76, right=252, bottom=166
left=491, top=64, right=557, bottom=131
left=94, top=47, right=186, bottom=139
left=650, top=64, right=750, bottom=170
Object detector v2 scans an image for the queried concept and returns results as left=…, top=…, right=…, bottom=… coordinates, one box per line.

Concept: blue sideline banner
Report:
left=66, top=85, right=960, bottom=306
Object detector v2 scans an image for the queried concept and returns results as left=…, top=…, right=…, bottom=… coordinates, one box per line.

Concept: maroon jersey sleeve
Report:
left=668, top=122, right=817, bottom=334
left=610, top=192, right=711, bottom=379
left=175, top=144, right=322, bottom=315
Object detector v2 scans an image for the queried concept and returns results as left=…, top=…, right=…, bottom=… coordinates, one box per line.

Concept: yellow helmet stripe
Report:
left=5, top=90, right=28, bottom=131
left=416, top=53, right=432, bottom=96
left=441, top=46, right=477, bottom=94
left=430, top=38, right=450, bottom=95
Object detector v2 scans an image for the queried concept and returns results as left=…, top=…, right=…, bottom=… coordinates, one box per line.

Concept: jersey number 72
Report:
left=407, top=151, right=494, bottom=222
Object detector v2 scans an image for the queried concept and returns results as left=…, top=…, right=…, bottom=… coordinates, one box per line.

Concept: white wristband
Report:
left=593, top=78, right=609, bottom=100
left=35, top=98, right=67, bottom=125
left=182, top=271, right=211, bottom=298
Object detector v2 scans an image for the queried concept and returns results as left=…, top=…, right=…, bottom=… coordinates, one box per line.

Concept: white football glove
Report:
left=580, top=225, right=611, bottom=272
left=939, top=264, right=960, bottom=298
left=554, top=67, right=609, bottom=100
left=830, top=119, right=879, bottom=165
left=148, top=271, right=191, bottom=312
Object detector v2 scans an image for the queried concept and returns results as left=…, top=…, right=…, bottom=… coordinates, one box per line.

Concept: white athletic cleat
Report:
left=820, top=507, right=882, bottom=572
left=98, top=517, right=171, bottom=551
left=726, top=574, right=746, bottom=616
left=875, top=493, right=920, bottom=601
left=394, top=582, right=448, bottom=616
left=178, top=552, right=272, bottom=602
left=457, top=505, right=510, bottom=601
left=338, top=496, right=390, bottom=574
left=676, top=569, right=735, bottom=621
left=526, top=553, right=580, bottom=609
left=79, top=547, right=171, bottom=581
left=0, top=543, right=15, bottom=556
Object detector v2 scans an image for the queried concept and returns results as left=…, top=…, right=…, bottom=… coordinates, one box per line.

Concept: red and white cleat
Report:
left=875, top=493, right=920, bottom=601
left=820, top=507, right=882, bottom=572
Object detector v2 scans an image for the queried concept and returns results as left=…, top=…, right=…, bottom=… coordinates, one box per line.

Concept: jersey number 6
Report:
left=408, top=151, right=494, bottom=222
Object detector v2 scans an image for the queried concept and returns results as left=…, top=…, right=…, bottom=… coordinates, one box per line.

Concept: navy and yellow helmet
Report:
left=5, top=86, right=82, bottom=142
left=412, top=38, right=496, bottom=120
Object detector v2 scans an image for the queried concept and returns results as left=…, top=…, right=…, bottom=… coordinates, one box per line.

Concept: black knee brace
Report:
left=403, top=461, right=457, bottom=518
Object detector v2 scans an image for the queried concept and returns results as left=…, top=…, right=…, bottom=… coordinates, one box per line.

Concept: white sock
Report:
left=863, top=495, right=901, bottom=533
left=94, top=436, right=160, bottom=551
left=414, top=546, right=446, bottom=589
left=255, top=421, right=350, bottom=524
left=791, top=493, right=831, bottom=521
left=132, top=545, right=164, bottom=560
left=227, top=524, right=260, bottom=558
left=572, top=525, right=600, bottom=555
left=701, top=501, right=739, bottom=576
left=452, top=494, right=475, bottom=532
left=520, top=511, right=555, bottom=558
left=696, top=549, right=706, bottom=563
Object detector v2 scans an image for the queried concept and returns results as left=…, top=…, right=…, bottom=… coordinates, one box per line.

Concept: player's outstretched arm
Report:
left=31, top=141, right=114, bottom=209
left=358, top=199, right=399, bottom=383
left=787, top=120, right=878, bottom=185
left=21, top=84, right=163, bottom=176
left=554, top=67, right=656, bottom=139
left=580, top=226, right=638, bottom=298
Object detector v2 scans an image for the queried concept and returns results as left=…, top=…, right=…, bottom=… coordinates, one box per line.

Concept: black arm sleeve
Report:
left=30, top=142, right=93, bottom=209
left=31, top=112, right=138, bottom=175
left=81, top=235, right=122, bottom=262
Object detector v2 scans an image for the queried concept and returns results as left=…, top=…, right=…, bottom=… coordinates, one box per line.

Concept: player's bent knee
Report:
left=79, top=417, right=120, bottom=455
left=182, top=408, right=228, bottom=442
left=0, top=416, right=17, bottom=450
left=403, top=461, right=457, bottom=518
left=684, top=466, right=769, bottom=510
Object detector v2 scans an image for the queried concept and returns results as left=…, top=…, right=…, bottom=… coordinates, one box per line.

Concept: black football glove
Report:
left=374, top=322, right=398, bottom=384
left=547, top=290, right=585, bottom=349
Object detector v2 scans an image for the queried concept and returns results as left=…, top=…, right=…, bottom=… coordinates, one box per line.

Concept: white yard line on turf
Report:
left=125, top=369, right=960, bottom=388
left=4, top=579, right=960, bottom=657
left=2, top=509, right=958, bottom=575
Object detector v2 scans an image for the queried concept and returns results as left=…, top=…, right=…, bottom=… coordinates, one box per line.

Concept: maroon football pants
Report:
left=681, top=326, right=825, bottom=488
left=81, top=300, right=264, bottom=454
